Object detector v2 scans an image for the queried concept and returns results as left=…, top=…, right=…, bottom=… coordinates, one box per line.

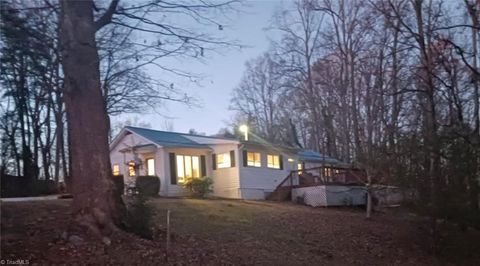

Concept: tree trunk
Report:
left=465, top=0, right=480, bottom=210
left=412, top=0, right=441, bottom=213
left=59, top=0, right=125, bottom=236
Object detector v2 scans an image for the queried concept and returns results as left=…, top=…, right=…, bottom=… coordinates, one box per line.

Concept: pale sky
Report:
left=112, top=0, right=284, bottom=135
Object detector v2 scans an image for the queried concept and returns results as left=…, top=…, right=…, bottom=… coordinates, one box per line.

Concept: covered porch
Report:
left=117, top=143, right=212, bottom=197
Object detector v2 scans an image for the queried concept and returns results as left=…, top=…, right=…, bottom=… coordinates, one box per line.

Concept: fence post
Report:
left=166, top=209, right=171, bottom=262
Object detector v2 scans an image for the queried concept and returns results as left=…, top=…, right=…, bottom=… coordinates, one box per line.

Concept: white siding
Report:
left=162, top=147, right=212, bottom=197
left=110, top=132, right=157, bottom=188
left=210, top=144, right=241, bottom=199
left=155, top=147, right=166, bottom=196
left=238, top=147, right=297, bottom=200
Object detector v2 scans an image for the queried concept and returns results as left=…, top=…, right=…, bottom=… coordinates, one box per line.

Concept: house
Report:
left=109, top=126, right=347, bottom=200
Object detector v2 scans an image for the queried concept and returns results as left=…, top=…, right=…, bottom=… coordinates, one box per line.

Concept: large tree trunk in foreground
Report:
left=59, top=0, right=125, bottom=236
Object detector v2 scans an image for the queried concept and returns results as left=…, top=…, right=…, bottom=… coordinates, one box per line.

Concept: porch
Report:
left=117, top=144, right=212, bottom=197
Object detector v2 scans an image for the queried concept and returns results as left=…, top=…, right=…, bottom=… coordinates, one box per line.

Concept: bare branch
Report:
left=94, top=0, right=119, bottom=32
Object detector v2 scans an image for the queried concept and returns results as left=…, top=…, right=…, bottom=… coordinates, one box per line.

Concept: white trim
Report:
left=109, top=128, right=161, bottom=151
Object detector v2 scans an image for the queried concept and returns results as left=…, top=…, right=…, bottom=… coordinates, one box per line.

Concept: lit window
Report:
left=247, top=152, right=261, bottom=167
left=185, top=156, right=192, bottom=178
left=128, top=161, right=136, bottom=177
left=176, top=155, right=200, bottom=183
left=192, top=156, right=200, bottom=177
left=297, top=163, right=303, bottom=174
left=112, top=164, right=120, bottom=176
left=323, top=167, right=332, bottom=177
left=176, top=156, right=185, bottom=183
left=217, top=152, right=231, bottom=169
left=267, top=155, right=280, bottom=169
left=146, top=158, right=155, bottom=176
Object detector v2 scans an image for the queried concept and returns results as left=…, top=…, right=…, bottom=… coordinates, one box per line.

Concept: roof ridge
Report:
left=125, top=126, right=238, bottom=141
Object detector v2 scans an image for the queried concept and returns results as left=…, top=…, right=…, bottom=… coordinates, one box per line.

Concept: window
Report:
left=128, top=161, right=136, bottom=176
left=176, top=155, right=200, bottom=183
left=217, top=152, right=231, bottom=169
left=176, top=156, right=184, bottom=181
left=297, top=163, right=303, bottom=174
left=146, top=158, right=155, bottom=176
left=323, top=167, right=332, bottom=177
left=267, top=155, right=280, bottom=169
left=247, top=152, right=261, bottom=167
left=192, top=156, right=200, bottom=177
left=112, top=164, right=120, bottom=176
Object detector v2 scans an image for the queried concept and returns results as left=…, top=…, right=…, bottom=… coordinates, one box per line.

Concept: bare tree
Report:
left=58, top=0, right=242, bottom=236
left=230, top=52, right=285, bottom=142
left=231, top=0, right=479, bottom=222
left=269, top=0, right=325, bottom=151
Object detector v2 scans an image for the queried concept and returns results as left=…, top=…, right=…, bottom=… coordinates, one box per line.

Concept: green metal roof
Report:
left=125, top=126, right=347, bottom=166
left=125, top=126, right=211, bottom=149
left=298, top=149, right=347, bottom=166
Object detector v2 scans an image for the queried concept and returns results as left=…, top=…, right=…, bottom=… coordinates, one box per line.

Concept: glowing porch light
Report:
left=239, top=125, right=249, bottom=141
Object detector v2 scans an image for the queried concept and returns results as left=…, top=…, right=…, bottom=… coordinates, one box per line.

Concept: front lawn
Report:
left=1, top=198, right=479, bottom=265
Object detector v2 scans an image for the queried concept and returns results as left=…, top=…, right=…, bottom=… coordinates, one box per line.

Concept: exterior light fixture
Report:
left=287, top=158, right=294, bottom=162
left=239, top=125, right=249, bottom=141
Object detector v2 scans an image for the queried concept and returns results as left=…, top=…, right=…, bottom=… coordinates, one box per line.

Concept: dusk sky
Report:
left=113, top=0, right=284, bottom=135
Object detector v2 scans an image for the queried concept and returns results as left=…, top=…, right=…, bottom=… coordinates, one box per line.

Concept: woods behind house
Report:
left=230, top=0, right=480, bottom=226
left=1, top=0, right=479, bottom=228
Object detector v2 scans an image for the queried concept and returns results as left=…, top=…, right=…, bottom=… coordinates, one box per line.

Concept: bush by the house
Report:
left=135, top=176, right=160, bottom=196
left=112, top=175, right=124, bottom=196
left=182, top=176, right=213, bottom=198
left=124, top=192, right=155, bottom=239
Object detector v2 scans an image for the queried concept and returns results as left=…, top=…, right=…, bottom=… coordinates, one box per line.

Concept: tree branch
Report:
left=94, top=0, right=119, bottom=32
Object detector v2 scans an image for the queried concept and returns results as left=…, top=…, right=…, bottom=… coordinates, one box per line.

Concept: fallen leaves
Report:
left=1, top=199, right=479, bottom=265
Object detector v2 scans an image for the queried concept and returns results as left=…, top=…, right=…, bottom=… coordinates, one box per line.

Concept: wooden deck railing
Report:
left=267, top=165, right=367, bottom=201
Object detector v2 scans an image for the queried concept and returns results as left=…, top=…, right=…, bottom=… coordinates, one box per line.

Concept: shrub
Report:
left=125, top=193, right=155, bottom=239
left=112, top=175, right=124, bottom=196
left=182, top=176, right=213, bottom=198
left=135, top=176, right=160, bottom=196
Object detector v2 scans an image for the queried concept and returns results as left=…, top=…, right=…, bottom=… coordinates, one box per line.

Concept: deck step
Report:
left=267, top=186, right=291, bottom=201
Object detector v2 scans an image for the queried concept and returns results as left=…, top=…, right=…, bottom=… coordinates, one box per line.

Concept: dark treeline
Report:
left=231, top=0, right=480, bottom=222
left=0, top=4, right=64, bottom=181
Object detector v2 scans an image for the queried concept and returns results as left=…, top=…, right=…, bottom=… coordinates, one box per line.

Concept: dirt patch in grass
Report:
left=1, top=198, right=479, bottom=265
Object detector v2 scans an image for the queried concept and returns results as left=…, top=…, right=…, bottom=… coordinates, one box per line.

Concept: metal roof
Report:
left=124, top=127, right=347, bottom=166
left=125, top=126, right=211, bottom=149
left=298, top=149, right=347, bottom=166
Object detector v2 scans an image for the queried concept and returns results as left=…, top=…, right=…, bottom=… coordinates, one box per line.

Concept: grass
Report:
left=152, top=198, right=289, bottom=243
left=2, top=197, right=479, bottom=265
left=149, top=198, right=480, bottom=265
